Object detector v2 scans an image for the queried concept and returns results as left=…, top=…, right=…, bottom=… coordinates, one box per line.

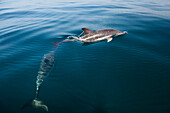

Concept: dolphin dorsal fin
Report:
left=82, top=28, right=95, bottom=34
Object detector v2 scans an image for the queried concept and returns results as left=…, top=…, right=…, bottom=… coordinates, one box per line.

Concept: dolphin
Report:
left=50, top=28, right=127, bottom=46
left=78, top=28, right=127, bottom=43
left=22, top=43, right=60, bottom=111
left=65, top=28, right=127, bottom=43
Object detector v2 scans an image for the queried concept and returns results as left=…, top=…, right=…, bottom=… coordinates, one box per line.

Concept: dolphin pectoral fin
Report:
left=107, top=37, right=113, bottom=42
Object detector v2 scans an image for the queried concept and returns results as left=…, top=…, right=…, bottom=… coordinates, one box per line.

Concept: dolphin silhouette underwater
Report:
left=22, top=44, right=60, bottom=111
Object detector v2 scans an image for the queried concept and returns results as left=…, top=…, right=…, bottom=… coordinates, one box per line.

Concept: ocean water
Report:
left=0, top=0, right=170, bottom=113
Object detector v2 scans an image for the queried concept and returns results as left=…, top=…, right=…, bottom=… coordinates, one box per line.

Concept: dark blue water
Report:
left=0, top=0, right=170, bottom=113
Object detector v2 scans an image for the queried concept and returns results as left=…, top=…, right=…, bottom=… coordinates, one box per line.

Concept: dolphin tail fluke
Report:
left=51, top=38, right=77, bottom=49
left=22, top=99, right=48, bottom=111
left=51, top=42, right=60, bottom=49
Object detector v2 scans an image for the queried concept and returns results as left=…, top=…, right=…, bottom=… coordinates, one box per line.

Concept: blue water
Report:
left=0, top=0, right=170, bottom=113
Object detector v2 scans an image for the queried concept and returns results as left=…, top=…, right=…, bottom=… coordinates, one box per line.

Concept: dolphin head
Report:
left=32, top=99, right=48, bottom=111
left=114, top=31, right=128, bottom=37
left=97, top=29, right=127, bottom=37
left=22, top=99, right=48, bottom=111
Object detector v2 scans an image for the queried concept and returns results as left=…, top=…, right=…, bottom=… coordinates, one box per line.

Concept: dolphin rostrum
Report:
left=22, top=43, right=60, bottom=111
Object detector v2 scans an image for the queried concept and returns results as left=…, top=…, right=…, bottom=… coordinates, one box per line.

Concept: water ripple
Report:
left=0, top=0, right=170, bottom=113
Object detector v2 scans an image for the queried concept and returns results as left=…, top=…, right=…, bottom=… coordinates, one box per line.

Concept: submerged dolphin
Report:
left=65, top=28, right=127, bottom=43
left=22, top=44, right=60, bottom=111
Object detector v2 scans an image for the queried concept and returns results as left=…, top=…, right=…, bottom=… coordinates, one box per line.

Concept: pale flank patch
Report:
left=80, top=35, right=112, bottom=42
left=80, top=34, right=103, bottom=40
left=94, top=35, right=112, bottom=42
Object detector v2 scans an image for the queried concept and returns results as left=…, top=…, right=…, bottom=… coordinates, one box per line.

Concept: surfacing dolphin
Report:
left=77, top=28, right=127, bottom=43
left=22, top=44, right=60, bottom=111
left=50, top=28, right=127, bottom=47
left=60, top=28, right=127, bottom=44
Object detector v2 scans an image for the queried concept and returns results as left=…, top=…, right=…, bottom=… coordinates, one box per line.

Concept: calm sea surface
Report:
left=0, top=0, right=170, bottom=113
